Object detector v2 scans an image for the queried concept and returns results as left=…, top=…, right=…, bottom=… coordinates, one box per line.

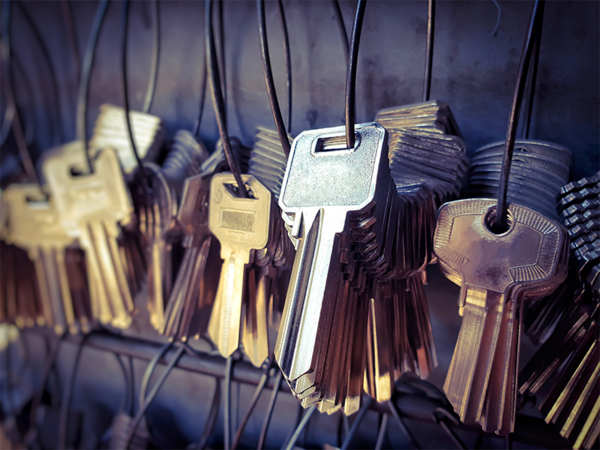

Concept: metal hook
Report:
left=257, top=0, right=291, bottom=157
left=77, top=0, right=109, bottom=174
left=494, top=0, right=544, bottom=232
left=344, top=0, right=367, bottom=149
left=422, top=0, right=436, bottom=102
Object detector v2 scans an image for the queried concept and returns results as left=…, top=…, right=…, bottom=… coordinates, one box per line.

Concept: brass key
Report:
left=434, top=198, right=568, bottom=434
left=208, top=174, right=274, bottom=358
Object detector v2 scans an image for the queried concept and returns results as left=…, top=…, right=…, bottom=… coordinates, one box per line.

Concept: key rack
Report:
left=1, top=1, right=598, bottom=449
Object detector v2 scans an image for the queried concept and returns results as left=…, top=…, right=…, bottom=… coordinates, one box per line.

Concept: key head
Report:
left=209, top=174, right=272, bottom=252
left=4, top=184, right=73, bottom=250
left=177, top=173, right=212, bottom=245
left=434, top=199, right=568, bottom=295
left=279, top=122, right=388, bottom=213
left=43, top=147, right=133, bottom=230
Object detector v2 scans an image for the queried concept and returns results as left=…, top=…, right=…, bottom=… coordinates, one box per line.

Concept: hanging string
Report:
left=58, top=335, right=87, bottom=449
left=494, top=0, right=544, bottom=232
left=15, top=1, right=62, bottom=145
left=142, top=0, right=160, bottom=115
left=276, top=0, right=292, bottom=134
left=60, top=0, right=81, bottom=86
left=257, top=369, right=283, bottom=450
left=422, top=0, right=435, bottom=102
left=1, top=0, right=41, bottom=188
left=257, top=0, right=291, bottom=157
left=344, top=0, right=367, bottom=148
left=331, top=0, right=349, bottom=64
left=120, top=0, right=145, bottom=175
left=521, top=1, right=544, bottom=140
left=205, top=0, right=248, bottom=197
left=77, top=0, right=109, bottom=174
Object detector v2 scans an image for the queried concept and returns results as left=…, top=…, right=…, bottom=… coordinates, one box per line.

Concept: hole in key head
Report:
left=484, top=205, right=513, bottom=235
left=314, top=132, right=360, bottom=153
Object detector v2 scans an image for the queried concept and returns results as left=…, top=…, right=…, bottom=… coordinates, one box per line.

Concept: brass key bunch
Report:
left=519, top=172, right=599, bottom=449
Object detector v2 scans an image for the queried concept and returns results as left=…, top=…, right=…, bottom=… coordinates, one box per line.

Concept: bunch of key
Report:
left=361, top=102, right=467, bottom=403
left=89, top=104, right=165, bottom=177
left=434, top=198, right=569, bottom=435
left=464, top=140, right=572, bottom=219
left=43, top=146, right=137, bottom=329
left=275, top=122, right=416, bottom=415
left=3, top=184, right=93, bottom=335
left=134, top=131, right=209, bottom=332
left=207, top=128, right=293, bottom=367
left=159, top=139, right=252, bottom=341
left=519, top=172, right=599, bottom=449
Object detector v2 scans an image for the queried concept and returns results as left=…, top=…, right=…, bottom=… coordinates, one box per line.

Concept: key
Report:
left=434, top=198, right=568, bottom=434
left=44, top=147, right=136, bottom=329
left=208, top=173, right=274, bottom=358
left=4, top=184, right=78, bottom=334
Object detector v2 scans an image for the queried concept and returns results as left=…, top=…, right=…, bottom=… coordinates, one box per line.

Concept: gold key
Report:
left=434, top=198, right=568, bottom=434
left=44, top=147, right=136, bottom=329
left=208, top=174, right=274, bottom=358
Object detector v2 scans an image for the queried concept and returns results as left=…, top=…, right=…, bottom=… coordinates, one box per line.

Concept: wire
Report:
left=331, top=0, right=349, bottom=64
left=224, top=356, right=234, bottom=450
left=340, top=396, right=373, bottom=450
left=77, top=0, right=109, bottom=174
left=257, top=369, right=283, bottom=450
left=276, top=0, right=292, bottom=134
left=142, top=0, right=160, bottom=114
left=205, top=0, right=248, bottom=197
left=120, top=0, right=144, bottom=175
left=257, top=0, right=291, bottom=157
left=344, top=0, right=367, bottom=149
left=113, top=353, right=131, bottom=414
left=231, top=367, right=270, bottom=449
left=194, top=56, right=208, bottom=137
left=1, top=1, right=41, bottom=189
left=494, top=0, right=543, bottom=232
left=12, top=54, right=37, bottom=146
left=283, top=405, right=316, bottom=450
left=15, top=0, right=62, bottom=145
left=195, top=377, right=221, bottom=450
left=125, top=343, right=186, bottom=449
left=218, top=0, right=226, bottom=123
left=58, top=335, right=87, bottom=449
left=139, top=341, right=174, bottom=410
left=60, top=0, right=81, bottom=85
left=387, top=399, right=421, bottom=450
left=375, top=413, right=388, bottom=450
left=521, top=1, right=544, bottom=140
left=422, top=0, right=436, bottom=102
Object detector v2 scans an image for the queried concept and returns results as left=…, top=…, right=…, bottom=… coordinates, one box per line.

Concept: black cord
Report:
left=58, top=335, right=87, bottom=449
left=142, top=0, right=160, bottom=114
left=194, top=56, right=208, bottom=137
left=257, top=0, right=291, bottom=157
left=205, top=0, right=248, bottom=197
left=60, top=0, right=81, bottom=85
left=77, top=0, right=108, bottom=174
left=195, top=377, right=221, bottom=450
left=521, top=2, right=544, bottom=140
left=387, top=399, right=421, bottom=450
left=125, top=343, right=186, bottom=449
left=257, top=369, right=283, bottom=450
left=218, top=0, right=226, bottom=123
left=340, top=396, right=373, bottom=450
left=15, top=0, right=62, bottom=145
left=231, top=367, right=270, bottom=449
left=1, top=0, right=41, bottom=189
left=422, top=0, right=435, bottom=102
left=276, top=0, right=292, bottom=134
left=344, top=0, right=367, bottom=149
left=494, top=0, right=543, bottom=232
left=283, top=405, right=316, bottom=450
left=120, top=0, right=145, bottom=175
left=331, top=0, right=349, bottom=64
left=224, top=356, right=234, bottom=450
